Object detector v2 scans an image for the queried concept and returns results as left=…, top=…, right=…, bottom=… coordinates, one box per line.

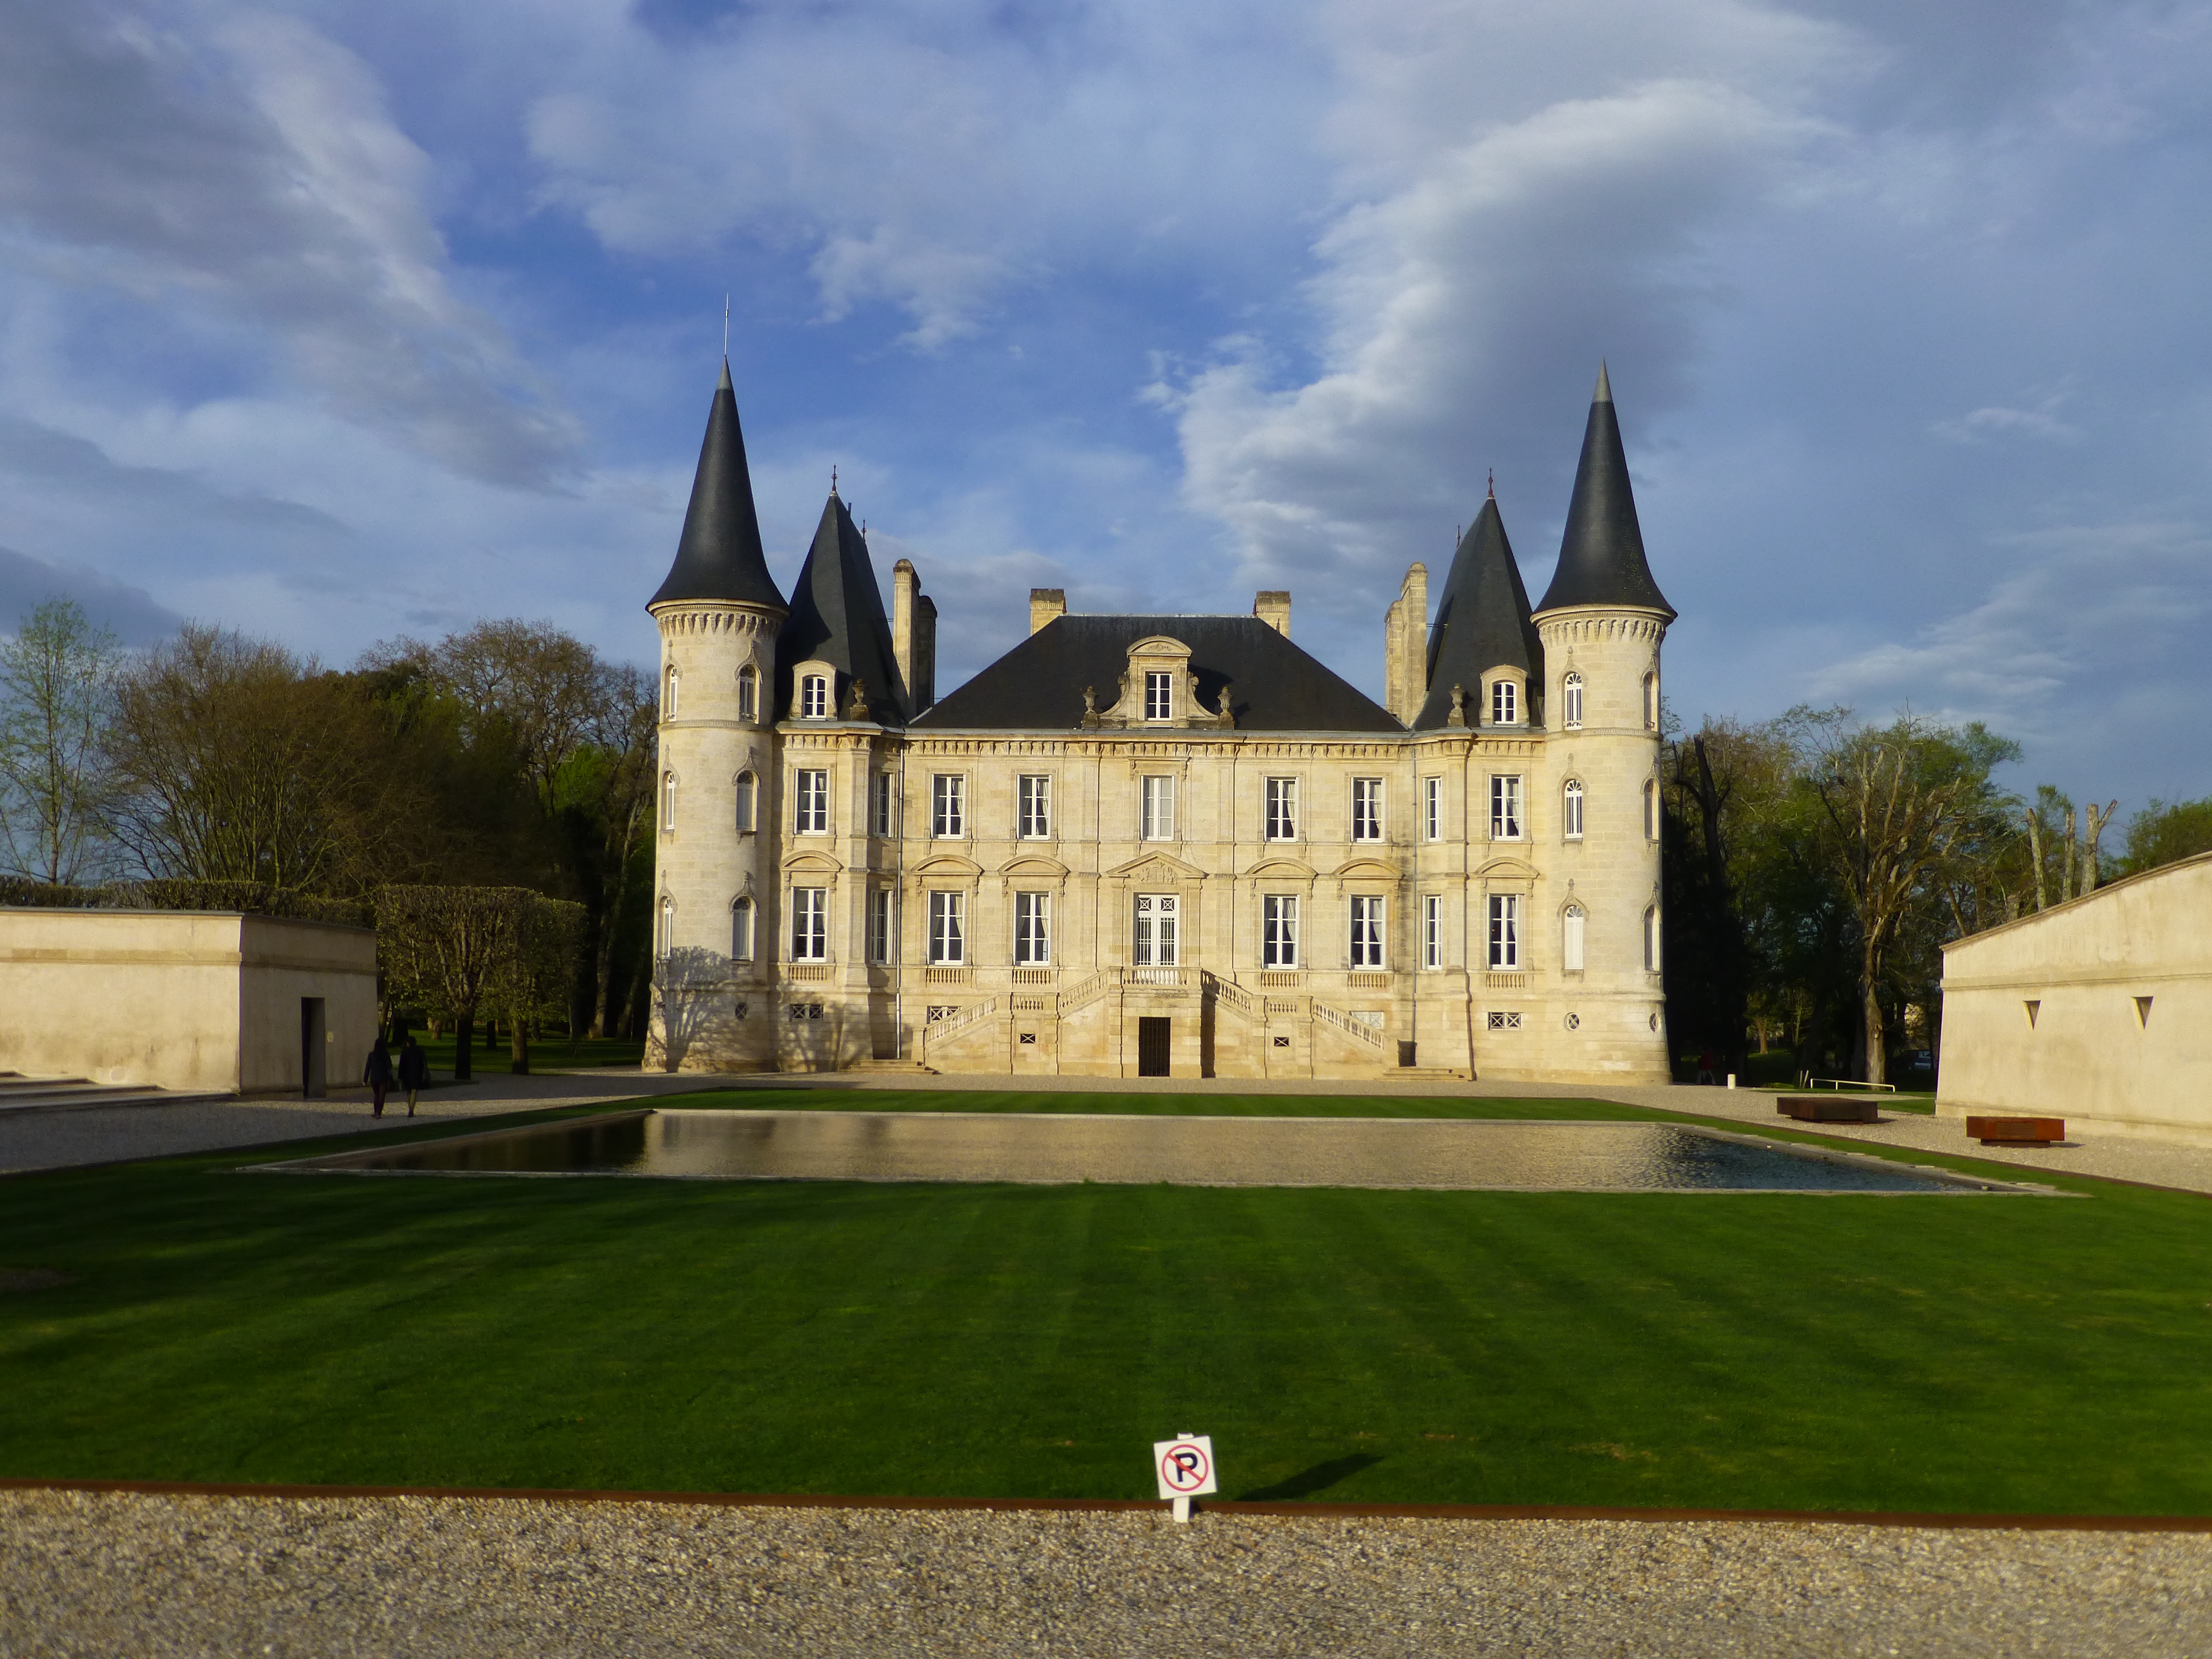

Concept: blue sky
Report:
left=1, top=0, right=2208, bottom=809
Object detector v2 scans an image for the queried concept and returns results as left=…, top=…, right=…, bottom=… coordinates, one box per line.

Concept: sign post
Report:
left=1153, top=1432, right=1217, bottom=1523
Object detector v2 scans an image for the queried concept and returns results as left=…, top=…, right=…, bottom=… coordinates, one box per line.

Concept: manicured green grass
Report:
left=2, top=1097, right=2208, bottom=1515
left=402, top=1033, right=646, bottom=1078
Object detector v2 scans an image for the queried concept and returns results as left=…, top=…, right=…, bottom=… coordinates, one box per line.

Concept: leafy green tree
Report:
left=374, top=886, right=579, bottom=1081
left=2116, top=796, right=2212, bottom=878
left=0, top=598, right=121, bottom=883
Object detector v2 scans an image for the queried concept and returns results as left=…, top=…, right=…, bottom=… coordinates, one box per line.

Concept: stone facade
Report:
left=645, top=365, right=1673, bottom=1083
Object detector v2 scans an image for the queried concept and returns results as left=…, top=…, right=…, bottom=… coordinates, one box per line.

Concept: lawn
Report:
left=402, top=1031, right=646, bottom=1078
left=3, top=1091, right=2208, bottom=1515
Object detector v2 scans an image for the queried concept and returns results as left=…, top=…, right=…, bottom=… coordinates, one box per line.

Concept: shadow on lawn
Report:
left=1238, top=1453, right=1382, bottom=1501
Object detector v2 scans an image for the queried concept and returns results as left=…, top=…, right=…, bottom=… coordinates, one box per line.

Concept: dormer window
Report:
left=1491, top=677, right=1518, bottom=725
left=1144, top=671, right=1173, bottom=721
left=802, top=674, right=831, bottom=719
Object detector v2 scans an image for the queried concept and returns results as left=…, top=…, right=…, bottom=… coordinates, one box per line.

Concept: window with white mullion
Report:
left=1490, top=775, right=1523, bottom=839
left=1487, top=894, right=1521, bottom=970
left=928, top=890, right=966, bottom=965
left=1351, top=778, right=1383, bottom=842
left=1422, top=895, right=1443, bottom=969
left=1264, top=777, right=1298, bottom=841
left=1262, top=895, right=1299, bottom=968
left=1143, top=671, right=1174, bottom=721
left=1141, top=775, right=1176, bottom=841
left=1018, top=774, right=1052, bottom=839
left=1423, top=777, right=1442, bottom=841
left=932, top=774, right=966, bottom=838
left=791, top=887, right=828, bottom=961
left=795, top=769, right=829, bottom=835
left=1563, top=779, right=1584, bottom=840
left=1013, top=891, right=1052, bottom=965
left=1349, top=895, right=1384, bottom=968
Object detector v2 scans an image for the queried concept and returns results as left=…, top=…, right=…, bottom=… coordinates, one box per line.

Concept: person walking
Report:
left=396, top=1034, right=429, bottom=1118
left=364, top=1035, right=395, bottom=1118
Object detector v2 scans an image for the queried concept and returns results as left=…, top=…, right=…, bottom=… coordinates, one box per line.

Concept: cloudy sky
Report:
left=1, top=0, right=2206, bottom=805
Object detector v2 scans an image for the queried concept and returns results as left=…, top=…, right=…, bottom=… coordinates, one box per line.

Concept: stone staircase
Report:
left=0, top=1072, right=232, bottom=1115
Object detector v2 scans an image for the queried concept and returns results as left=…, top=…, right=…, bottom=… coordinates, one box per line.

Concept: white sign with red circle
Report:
left=1154, top=1434, right=1218, bottom=1499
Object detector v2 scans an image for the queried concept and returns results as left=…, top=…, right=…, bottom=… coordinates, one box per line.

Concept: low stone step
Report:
left=0, top=1083, right=234, bottom=1116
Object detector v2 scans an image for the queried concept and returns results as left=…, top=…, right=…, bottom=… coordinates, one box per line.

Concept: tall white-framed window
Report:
left=1141, top=775, right=1176, bottom=841
left=1491, top=677, right=1518, bottom=725
left=1488, top=894, right=1521, bottom=970
left=1018, top=774, right=1052, bottom=839
left=1490, top=775, right=1523, bottom=840
left=1643, top=671, right=1660, bottom=731
left=1562, top=671, right=1583, bottom=730
left=791, top=887, right=827, bottom=961
left=1144, top=671, right=1174, bottom=721
left=795, top=768, right=829, bottom=834
left=1563, top=778, right=1584, bottom=840
left=1423, top=776, right=1443, bottom=841
left=1562, top=903, right=1585, bottom=972
left=1352, top=778, right=1383, bottom=842
left=1422, top=895, right=1444, bottom=970
left=736, top=663, right=758, bottom=721
left=1013, top=891, right=1052, bottom=965
left=1644, top=778, right=1660, bottom=842
left=1349, top=895, right=1385, bottom=968
left=663, top=664, right=680, bottom=718
left=735, top=771, right=757, bottom=833
left=732, top=896, right=755, bottom=963
left=656, top=894, right=673, bottom=959
left=1262, top=895, right=1299, bottom=968
left=1264, top=777, right=1298, bottom=841
left=1643, top=905, right=1661, bottom=971
left=870, top=772, right=894, bottom=838
left=867, top=888, right=893, bottom=965
left=927, top=890, right=966, bottom=964
left=1133, top=892, right=1179, bottom=965
left=661, top=771, right=678, bottom=832
left=801, top=674, right=831, bottom=719
left=932, top=774, right=966, bottom=838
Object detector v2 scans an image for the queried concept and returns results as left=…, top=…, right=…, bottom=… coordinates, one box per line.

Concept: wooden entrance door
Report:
left=1137, top=1016, right=1171, bottom=1077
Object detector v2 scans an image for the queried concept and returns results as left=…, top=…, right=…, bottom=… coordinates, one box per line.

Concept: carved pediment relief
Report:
left=912, top=852, right=985, bottom=878
left=1106, top=850, right=1206, bottom=883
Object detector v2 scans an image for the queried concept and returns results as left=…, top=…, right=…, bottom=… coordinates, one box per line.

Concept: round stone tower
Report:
left=1532, top=364, right=1674, bottom=1081
left=645, top=361, right=788, bottom=1072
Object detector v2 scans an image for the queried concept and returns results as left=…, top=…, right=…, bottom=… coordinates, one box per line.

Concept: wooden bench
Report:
left=1776, top=1095, right=1880, bottom=1123
left=1965, top=1116, right=2065, bottom=1145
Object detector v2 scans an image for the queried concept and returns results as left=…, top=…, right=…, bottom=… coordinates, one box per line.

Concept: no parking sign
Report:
left=1154, top=1433, right=1217, bottom=1521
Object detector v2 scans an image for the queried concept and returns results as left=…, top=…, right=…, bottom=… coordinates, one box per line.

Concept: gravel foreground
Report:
left=4, top=1491, right=2210, bottom=1657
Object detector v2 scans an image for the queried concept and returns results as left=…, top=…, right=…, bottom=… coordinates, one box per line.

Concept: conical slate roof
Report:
left=1413, top=495, right=1545, bottom=729
left=649, top=361, right=786, bottom=611
left=776, top=493, right=909, bottom=724
left=1535, top=363, right=1674, bottom=619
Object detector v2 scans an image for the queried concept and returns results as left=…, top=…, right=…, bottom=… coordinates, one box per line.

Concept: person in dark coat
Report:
left=364, top=1036, right=395, bottom=1118
left=395, top=1035, right=430, bottom=1118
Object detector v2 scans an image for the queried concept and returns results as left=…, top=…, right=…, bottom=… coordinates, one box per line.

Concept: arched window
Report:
left=663, top=664, right=680, bottom=718
left=662, top=771, right=678, bottom=832
left=801, top=674, right=830, bottom=718
left=736, top=664, right=758, bottom=721
left=735, top=771, right=757, bottom=833
left=1563, top=779, right=1585, bottom=840
left=1643, top=905, right=1661, bottom=972
left=1491, top=676, right=1518, bottom=725
left=1642, top=671, right=1659, bottom=731
left=1563, top=671, right=1584, bottom=730
left=1563, top=903, right=1586, bottom=972
left=1643, top=778, right=1658, bottom=841
left=732, top=896, right=755, bottom=963
left=657, top=894, right=674, bottom=960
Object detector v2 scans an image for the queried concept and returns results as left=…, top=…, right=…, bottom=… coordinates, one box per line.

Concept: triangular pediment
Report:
left=1107, top=850, right=1206, bottom=883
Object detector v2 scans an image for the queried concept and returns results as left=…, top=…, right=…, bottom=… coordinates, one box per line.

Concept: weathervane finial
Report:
left=722, top=293, right=730, bottom=359
left=1487, top=468, right=1495, bottom=499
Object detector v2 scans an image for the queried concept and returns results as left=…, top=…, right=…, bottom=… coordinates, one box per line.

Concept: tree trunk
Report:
left=453, top=1011, right=475, bottom=1082
left=510, top=1015, right=529, bottom=1076
left=2026, top=809, right=2045, bottom=910
left=592, top=885, right=628, bottom=1039
left=1860, top=945, right=1888, bottom=1086
left=2061, top=808, right=2077, bottom=902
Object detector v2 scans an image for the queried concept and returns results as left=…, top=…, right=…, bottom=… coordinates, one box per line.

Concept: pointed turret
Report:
left=650, top=361, right=786, bottom=611
left=1535, top=363, right=1674, bottom=619
left=1412, top=496, right=1545, bottom=729
left=777, top=493, right=909, bottom=724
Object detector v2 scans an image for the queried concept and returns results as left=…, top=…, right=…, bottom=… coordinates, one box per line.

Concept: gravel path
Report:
left=3, top=1490, right=2207, bottom=1657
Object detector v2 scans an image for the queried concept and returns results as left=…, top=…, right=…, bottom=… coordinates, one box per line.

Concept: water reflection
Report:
left=329, top=1112, right=1992, bottom=1194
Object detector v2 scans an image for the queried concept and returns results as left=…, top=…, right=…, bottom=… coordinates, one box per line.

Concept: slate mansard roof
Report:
left=777, top=493, right=911, bottom=724
left=913, top=615, right=1402, bottom=734
left=651, top=362, right=787, bottom=612
left=1535, top=363, right=1675, bottom=619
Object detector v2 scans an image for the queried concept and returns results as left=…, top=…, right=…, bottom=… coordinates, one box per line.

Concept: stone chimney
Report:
left=892, top=560, right=920, bottom=706
left=1029, top=588, right=1067, bottom=635
left=1386, top=563, right=1428, bottom=722
left=1253, top=590, right=1290, bottom=636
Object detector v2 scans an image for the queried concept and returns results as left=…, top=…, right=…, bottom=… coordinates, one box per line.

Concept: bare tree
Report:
left=1811, top=713, right=2019, bottom=1085
left=0, top=598, right=121, bottom=883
